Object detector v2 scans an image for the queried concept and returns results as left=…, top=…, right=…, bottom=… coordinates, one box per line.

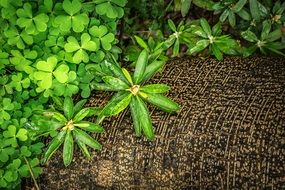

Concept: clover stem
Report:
left=130, top=85, right=140, bottom=95
left=23, top=156, right=40, bottom=190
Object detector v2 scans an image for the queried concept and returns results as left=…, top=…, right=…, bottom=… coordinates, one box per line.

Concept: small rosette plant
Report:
left=30, top=97, right=104, bottom=166
left=91, top=50, right=180, bottom=140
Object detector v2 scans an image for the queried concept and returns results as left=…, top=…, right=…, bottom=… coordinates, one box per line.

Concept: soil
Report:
left=26, top=56, right=285, bottom=190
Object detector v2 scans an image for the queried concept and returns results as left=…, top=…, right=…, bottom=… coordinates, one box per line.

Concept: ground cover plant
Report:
left=0, top=0, right=284, bottom=189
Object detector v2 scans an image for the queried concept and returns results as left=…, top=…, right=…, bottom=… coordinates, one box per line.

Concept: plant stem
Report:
left=23, top=157, right=40, bottom=190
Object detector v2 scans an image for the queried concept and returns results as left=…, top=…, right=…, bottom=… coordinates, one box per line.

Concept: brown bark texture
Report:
left=31, top=57, right=285, bottom=190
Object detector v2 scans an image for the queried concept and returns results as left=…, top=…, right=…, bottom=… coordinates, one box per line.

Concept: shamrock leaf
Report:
left=3, top=125, right=27, bottom=147
left=0, top=50, right=9, bottom=70
left=45, top=35, right=65, bottom=53
left=10, top=50, right=37, bottom=74
left=54, top=0, right=89, bottom=33
left=94, top=0, right=127, bottom=19
left=0, top=98, right=14, bottom=124
left=34, top=56, right=70, bottom=90
left=10, top=73, right=30, bottom=92
left=16, top=3, right=49, bottom=34
left=64, top=33, right=97, bottom=63
left=89, top=25, right=115, bottom=50
left=77, top=63, right=94, bottom=98
left=0, top=76, right=13, bottom=96
left=0, top=142, right=15, bottom=163
left=52, top=71, right=79, bottom=97
left=4, top=26, right=33, bottom=49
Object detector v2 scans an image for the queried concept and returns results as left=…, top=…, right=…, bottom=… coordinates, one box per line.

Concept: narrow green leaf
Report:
left=232, top=0, right=247, bottom=12
left=181, top=0, right=192, bottom=17
left=136, top=96, right=154, bottom=140
left=140, top=84, right=170, bottom=94
left=249, top=0, right=260, bottom=21
left=130, top=97, right=141, bottom=136
left=63, top=131, right=73, bottom=167
left=142, top=93, right=180, bottom=113
left=200, top=18, right=212, bottom=37
left=228, top=11, right=236, bottom=27
left=141, top=60, right=166, bottom=83
left=241, top=30, right=258, bottom=42
left=74, top=121, right=105, bottom=133
left=77, top=140, right=91, bottom=159
left=64, top=96, right=74, bottom=120
left=73, top=99, right=87, bottom=115
left=211, top=43, right=223, bottom=60
left=134, top=35, right=150, bottom=52
left=133, top=50, right=149, bottom=84
left=168, top=19, right=177, bottom=32
left=52, top=112, right=67, bottom=123
left=73, top=128, right=102, bottom=150
left=43, top=130, right=66, bottom=163
left=73, top=108, right=90, bottom=122
left=122, top=68, right=133, bottom=85
left=102, top=76, right=129, bottom=90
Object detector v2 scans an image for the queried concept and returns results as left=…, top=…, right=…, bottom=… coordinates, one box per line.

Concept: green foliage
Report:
left=91, top=50, right=180, bottom=140
left=241, top=20, right=285, bottom=56
left=188, top=18, right=239, bottom=60
left=29, top=97, right=104, bottom=166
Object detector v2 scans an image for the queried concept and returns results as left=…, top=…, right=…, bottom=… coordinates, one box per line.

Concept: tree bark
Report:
left=32, top=57, right=285, bottom=189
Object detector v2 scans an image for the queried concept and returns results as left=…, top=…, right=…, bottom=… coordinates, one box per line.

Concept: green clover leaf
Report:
left=10, top=50, right=37, bottom=74
left=54, top=0, right=89, bottom=33
left=10, top=73, right=30, bottom=92
left=52, top=71, right=79, bottom=97
left=0, top=50, right=9, bottom=70
left=0, top=98, right=14, bottom=124
left=34, top=57, right=70, bottom=90
left=4, top=26, right=33, bottom=49
left=3, top=125, right=27, bottom=147
left=0, top=143, right=15, bottom=163
left=0, top=76, right=13, bottom=96
left=64, top=33, right=97, bottom=63
left=89, top=25, right=115, bottom=50
left=16, top=3, right=49, bottom=34
left=94, top=0, right=127, bottom=19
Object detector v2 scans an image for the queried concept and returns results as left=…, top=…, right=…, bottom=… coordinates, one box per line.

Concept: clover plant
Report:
left=91, top=50, right=180, bottom=140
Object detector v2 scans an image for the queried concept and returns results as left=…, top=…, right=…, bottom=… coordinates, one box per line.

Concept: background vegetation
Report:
left=0, top=0, right=284, bottom=189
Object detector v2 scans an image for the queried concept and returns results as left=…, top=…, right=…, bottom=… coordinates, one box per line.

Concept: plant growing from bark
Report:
left=91, top=50, right=180, bottom=140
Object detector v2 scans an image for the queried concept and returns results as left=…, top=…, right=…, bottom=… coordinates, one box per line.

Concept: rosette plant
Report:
left=31, top=97, right=104, bottom=166
left=91, top=50, right=180, bottom=140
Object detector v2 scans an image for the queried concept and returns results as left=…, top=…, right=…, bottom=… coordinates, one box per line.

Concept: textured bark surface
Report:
left=33, top=57, right=285, bottom=189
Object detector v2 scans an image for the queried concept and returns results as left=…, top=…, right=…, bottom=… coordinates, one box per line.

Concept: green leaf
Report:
left=200, top=18, right=212, bottom=37
left=189, top=40, right=209, bottom=54
left=64, top=96, right=74, bottom=120
left=228, top=11, right=236, bottom=27
left=141, top=60, right=166, bottom=82
left=241, top=30, right=258, bottom=42
left=74, top=121, right=105, bottom=133
left=134, top=35, right=150, bottom=52
left=110, top=93, right=132, bottom=116
left=129, top=97, right=141, bottom=136
left=135, top=96, right=154, bottom=140
left=122, top=68, right=133, bottom=85
left=73, top=99, right=87, bottom=115
left=168, top=19, right=177, bottom=32
left=77, top=140, right=91, bottom=159
left=211, top=43, right=223, bottom=60
left=16, top=128, right=28, bottom=141
left=102, top=76, right=129, bottom=90
left=140, top=84, right=170, bottom=94
left=73, top=128, right=102, bottom=150
left=232, top=0, right=247, bottom=12
left=43, top=130, right=66, bottom=163
left=249, top=0, right=260, bottom=21
left=73, top=108, right=89, bottom=122
left=142, top=93, right=180, bottom=113
left=62, top=0, right=81, bottom=16
left=181, top=0, right=192, bottom=17
left=133, top=50, right=148, bottom=84
left=63, top=131, right=74, bottom=167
